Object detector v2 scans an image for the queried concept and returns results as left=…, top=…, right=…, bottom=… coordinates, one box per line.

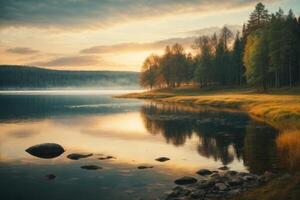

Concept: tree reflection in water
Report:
left=140, top=102, right=280, bottom=174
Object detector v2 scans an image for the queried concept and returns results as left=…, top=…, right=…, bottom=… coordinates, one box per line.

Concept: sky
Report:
left=0, top=0, right=299, bottom=71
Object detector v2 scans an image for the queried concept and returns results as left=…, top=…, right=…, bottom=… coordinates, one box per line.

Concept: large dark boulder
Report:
left=26, top=143, right=64, bottom=159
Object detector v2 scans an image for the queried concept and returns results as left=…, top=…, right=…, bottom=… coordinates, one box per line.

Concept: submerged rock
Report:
left=81, top=165, right=102, bottom=170
left=67, top=153, right=93, bottom=160
left=219, top=166, right=230, bottom=170
left=98, top=156, right=116, bottom=160
left=45, top=174, right=56, bottom=180
left=137, top=166, right=154, bottom=169
left=155, top=157, right=170, bottom=162
left=26, top=143, right=64, bottom=159
left=196, top=169, right=212, bottom=176
left=174, top=176, right=197, bottom=185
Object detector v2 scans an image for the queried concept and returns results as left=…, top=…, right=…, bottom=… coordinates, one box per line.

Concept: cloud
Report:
left=0, top=0, right=274, bottom=30
left=6, top=47, right=39, bottom=54
left=81, top=37, right=195, bottom=54
left=183, top=25, right=242, bottom=36
left=81, top=25, right=241, bottom=54
left=29, top=55, right=102, bottom=67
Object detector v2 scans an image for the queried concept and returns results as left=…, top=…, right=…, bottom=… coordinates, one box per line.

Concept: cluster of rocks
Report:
left=25, top=143, right=171, bottom=180
left=165, top=169, right=273, bottom=200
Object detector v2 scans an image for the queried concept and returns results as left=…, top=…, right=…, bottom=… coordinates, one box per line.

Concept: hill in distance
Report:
left=0, top=65, right=140, bottom=89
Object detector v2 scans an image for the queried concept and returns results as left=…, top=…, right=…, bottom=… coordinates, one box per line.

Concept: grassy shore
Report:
left=119, top=86, right=300, bottom=130
left=119, top=86, right=300, bottom=200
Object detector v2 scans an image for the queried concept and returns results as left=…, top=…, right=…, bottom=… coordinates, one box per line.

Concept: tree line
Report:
left=140, top=3, right=300, bottom=91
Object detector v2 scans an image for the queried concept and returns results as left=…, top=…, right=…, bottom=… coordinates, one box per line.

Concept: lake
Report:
left=0, top=90, right=281, bottom=200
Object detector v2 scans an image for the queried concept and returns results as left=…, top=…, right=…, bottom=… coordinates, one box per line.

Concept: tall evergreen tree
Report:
left=247, top=2, right=270, bottom=32
left=231, top=32, right=244, bottom=85
left=194, top=36, right=213, bottom=86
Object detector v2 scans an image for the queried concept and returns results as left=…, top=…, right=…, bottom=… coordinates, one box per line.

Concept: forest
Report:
left=0, top=65, right=139, bottom=89
left=140, top=3, right=300, bottom=91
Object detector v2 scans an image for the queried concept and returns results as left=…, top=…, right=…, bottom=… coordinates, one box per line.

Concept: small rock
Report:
left=98, top=156, right=116, bottom=160
left=196, top=179, right=215, bottom=189
left=211, top=173, right=220, bottom=178
left=225, top=170, right=238, bottom=176
left=174, top=176, right=197, bottom=185
left=45, top=174, right=56, bottom=180
left=238, top=172, right=249, bottom=176
left=26, top=143, right=65, bottom=159
left=243, top=175, right=256, bottom=181
left=155, top=157, right=170, bottom=162
left=137, top=166, right=153, bottom=169
left=67, top=153, right=93, bottom=160
left=81, top=165, right=102, bottom=170
left=219, top=166, right=230, bottom=170
left=190, top=190, right=205, bottom=199
left=228, top=177, right=243, bottom=186
left=196, top=169, right=212, bottom=176
left=215, top=183, right=228, bottom=191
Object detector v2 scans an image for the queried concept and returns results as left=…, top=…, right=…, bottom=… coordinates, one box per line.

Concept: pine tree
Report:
left=247, top=2, right=270, bottom=32
left=194, top=36, right=213, bottom=87
left=232, top=32, right=244, bottom=85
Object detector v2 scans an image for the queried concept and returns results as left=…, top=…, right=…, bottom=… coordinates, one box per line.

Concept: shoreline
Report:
left=117, top=86, right=300, bottom=131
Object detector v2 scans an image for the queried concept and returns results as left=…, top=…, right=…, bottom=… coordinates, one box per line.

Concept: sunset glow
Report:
left=1, top=0, right=299, bottom=71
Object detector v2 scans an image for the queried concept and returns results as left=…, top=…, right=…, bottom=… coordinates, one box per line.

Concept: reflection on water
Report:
left=140, top=102, right=280, bottom=173
left=276, top=130, right=300, bottom=171
left=0, top=91, right=282, bottom=200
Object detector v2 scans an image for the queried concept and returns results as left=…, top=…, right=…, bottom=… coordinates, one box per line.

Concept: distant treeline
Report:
left=0, top=65, right=139, bottom=89
left=140, top=3, right=300, bottom=91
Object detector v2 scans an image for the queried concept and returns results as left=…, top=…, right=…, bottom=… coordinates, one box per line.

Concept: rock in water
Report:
left=98, top=156, right=116, bottom=160
left=196, top=169, right=212, bottom=176
left=155, top=157, right=170, bottom=162
left=219, top=166, right=230, bottom=170
left=174, top=176, right=197, bottom=185
left=45, top=174, right=56, bottom=180
left=26, top=143, right=64, bottom=159
left=67, top=153, right=93, bottom=160
left=137, top=166, right=154, bottom=169
left=81, top=165, right=102, bottom=170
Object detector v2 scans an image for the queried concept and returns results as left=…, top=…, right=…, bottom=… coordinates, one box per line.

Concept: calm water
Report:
left=0, top=90, right=280, bottom=200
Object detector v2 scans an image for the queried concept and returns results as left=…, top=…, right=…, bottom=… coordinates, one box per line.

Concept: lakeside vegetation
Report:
left=140, top=3, right=300, bottom=91
left=120, top=86, right=300, bottom=130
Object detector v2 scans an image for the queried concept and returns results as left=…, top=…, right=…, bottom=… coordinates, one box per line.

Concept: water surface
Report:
left=0, top=90, right=280, bottom=200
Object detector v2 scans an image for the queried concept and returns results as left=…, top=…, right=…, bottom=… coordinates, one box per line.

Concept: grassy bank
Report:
left=119, top=86, right=300, bottom=130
